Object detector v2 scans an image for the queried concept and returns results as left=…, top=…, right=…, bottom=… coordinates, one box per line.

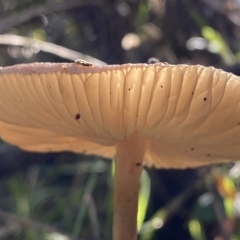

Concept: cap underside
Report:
left=0, top=62, right=239, bottom=168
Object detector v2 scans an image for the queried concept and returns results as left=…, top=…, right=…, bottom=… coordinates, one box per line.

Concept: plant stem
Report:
left=113, top=133, right=146, bottom=240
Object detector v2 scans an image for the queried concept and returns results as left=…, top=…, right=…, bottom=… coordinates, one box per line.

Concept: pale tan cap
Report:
left=0, top=62, right=239, bottom=168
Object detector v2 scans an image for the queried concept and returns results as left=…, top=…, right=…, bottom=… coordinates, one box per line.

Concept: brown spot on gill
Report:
left=75, top=113, right=81, bottom=120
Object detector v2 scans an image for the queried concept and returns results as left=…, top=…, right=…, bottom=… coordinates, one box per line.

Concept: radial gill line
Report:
left=152, top=66, right=172, bottom=131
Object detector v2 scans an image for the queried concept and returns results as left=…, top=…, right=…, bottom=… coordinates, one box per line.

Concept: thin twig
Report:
left=0, top=222, right=19, bottom=238
left=205, top=184, right=230, bottom=240
left=0, top=34, right=106, bottom=65
left=84, top=194, right=101, bottom=240
left=0, top=209, right=81, bottom=240
left=0, top=0, right=103, bottom=33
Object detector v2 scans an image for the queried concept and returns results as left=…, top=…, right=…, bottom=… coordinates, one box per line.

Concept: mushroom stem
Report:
left=114, top=133, right=146, bottom=240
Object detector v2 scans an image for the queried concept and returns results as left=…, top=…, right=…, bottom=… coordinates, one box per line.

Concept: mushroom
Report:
left=0, top=62, right=240, bottom=240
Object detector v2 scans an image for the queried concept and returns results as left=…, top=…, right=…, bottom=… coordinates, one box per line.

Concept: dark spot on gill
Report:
left=204, top=97, right=207, bottom=101
left=75, top=113, right=80, bottom=120
left=161, top=85, right=163, bottom=88
left=191, top=148, right=194, bottom=151
left=136, top=163, right=141, bottom=166
left=191, top=92, right=194, bottom=95
left=207, top=154, right=211, bottom=157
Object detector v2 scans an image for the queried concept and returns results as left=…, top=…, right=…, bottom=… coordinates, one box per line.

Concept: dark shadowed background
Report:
left=0, top=0, right=240, bottom=239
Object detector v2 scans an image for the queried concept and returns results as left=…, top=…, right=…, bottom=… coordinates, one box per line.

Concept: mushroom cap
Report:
left=0, top=62, right=239, bottom=168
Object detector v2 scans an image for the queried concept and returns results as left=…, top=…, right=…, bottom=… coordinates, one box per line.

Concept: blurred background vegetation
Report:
left=0, top=0, right=240, bottom=239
